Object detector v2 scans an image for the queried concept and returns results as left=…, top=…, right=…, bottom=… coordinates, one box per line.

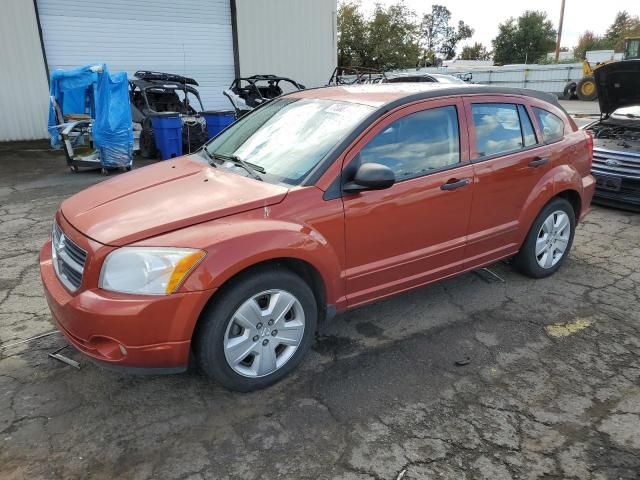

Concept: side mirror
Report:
left=343, top=162, right=396, bottom=193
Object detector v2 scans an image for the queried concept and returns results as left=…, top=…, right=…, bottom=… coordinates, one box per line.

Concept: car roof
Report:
left=287, top=83, right=561, bottom=109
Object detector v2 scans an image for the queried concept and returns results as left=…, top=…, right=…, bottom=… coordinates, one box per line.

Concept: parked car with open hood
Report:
left=40, top=83, right=594, bottom=391
left=584, top=60, right=640, bottom=210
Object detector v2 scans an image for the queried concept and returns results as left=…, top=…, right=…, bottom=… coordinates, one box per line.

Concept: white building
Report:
left=0, top=0, right=337, bottom=142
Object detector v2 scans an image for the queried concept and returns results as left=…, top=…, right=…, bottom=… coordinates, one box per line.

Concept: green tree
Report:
left=492, top=11, right=556, bottom=65
left=604, top=11, right=640, bottom=52
left=574, top=31, right=612, bottom=60
left=337, top=1, right=370, bottom=67
left=337, top=1, right=421, bottom=70
left=421, top=5, right=473, bottom=63
left=368, top=2, right=421, bottom=70
left=459, top=42, right=491, bottom=60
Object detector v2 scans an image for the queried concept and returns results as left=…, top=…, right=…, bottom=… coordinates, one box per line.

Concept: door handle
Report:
left=440, top=178, right=470, bottom=191
left=528, top=157, right=549, bottom=168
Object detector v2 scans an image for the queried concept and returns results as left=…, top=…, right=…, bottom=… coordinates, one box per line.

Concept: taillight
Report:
left=585, top=130, right=594, bottom=165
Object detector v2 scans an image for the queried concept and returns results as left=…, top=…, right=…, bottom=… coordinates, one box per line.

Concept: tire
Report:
left=576, top=76, right=598, bottom=101
left=562, top=81, right=577, bottom=100
left=194, top=267, right=318, bottom=391
left=513, top=197, right=576, bottom=279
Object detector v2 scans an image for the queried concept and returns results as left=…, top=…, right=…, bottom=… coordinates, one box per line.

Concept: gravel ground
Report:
left=1, top=141, right=639, bottom=480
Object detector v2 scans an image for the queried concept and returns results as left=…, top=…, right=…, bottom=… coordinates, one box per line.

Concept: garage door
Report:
left=37, top=0, right=235, bottom=110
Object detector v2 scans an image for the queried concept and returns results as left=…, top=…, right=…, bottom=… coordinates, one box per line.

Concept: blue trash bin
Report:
left=150, top=113, right=182, bottom=160
left=202, top=111, right=235, bottom=139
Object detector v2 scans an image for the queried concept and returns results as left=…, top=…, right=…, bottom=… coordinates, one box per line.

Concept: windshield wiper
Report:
left=212, top=153, right=264, bottom=181
left=201, top=148, right=217, bottom=166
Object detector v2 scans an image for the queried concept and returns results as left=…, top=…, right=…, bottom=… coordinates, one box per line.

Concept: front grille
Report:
left=592, top=148, right=640, bottom=179
left=52, top=222, right=87, bottom=291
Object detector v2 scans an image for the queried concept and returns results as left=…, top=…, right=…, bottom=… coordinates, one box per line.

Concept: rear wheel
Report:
left=194, top=268, right=317, bottom=391
left=513, top=197, right=576, bottom=278
left=576, top=76, right=597, bottom=101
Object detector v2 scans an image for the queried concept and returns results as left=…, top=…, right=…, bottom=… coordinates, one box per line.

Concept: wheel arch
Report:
left=517, top=164, right=582, bottom=247
left=191, top=256, right=331, bottom=341
left=555, top=188, right=582, bottom=219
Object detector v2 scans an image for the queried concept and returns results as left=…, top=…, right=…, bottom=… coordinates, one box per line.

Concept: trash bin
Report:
left=202, top=111, right=235, bottom=139
left=150, top=113, right=182, bottom=160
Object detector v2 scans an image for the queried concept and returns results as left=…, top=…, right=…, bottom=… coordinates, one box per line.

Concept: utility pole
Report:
left=555, top=0, right=566, bottom=62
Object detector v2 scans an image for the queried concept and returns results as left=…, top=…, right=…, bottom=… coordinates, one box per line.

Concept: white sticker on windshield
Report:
left=324, top=103, right=350, bottom=114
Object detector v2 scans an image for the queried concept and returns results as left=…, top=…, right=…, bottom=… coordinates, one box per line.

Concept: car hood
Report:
left=61, top=154, right=288, bottom=246
left=595, top=60, right=640, bottom=117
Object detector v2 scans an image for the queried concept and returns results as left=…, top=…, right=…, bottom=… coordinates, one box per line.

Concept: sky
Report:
left=360, top=0, right=639, bottom=51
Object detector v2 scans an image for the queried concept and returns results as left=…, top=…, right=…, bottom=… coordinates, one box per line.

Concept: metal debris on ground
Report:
left=0, top=330, right=60, bottom=350
left=455, top=356, right=471, bottom=366
left=473, top=267, right=506, bottom=284
left=48, top=345, right=81, bottom=369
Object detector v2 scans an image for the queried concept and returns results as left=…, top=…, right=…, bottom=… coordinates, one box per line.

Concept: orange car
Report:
left=40, top=84, right=595, bottom=391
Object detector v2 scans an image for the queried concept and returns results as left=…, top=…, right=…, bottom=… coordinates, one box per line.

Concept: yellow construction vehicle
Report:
left=575, top=37, right=640, bottom=101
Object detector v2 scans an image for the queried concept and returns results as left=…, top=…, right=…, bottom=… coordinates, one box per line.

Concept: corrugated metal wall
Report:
left=0, top=0, right=50, bottom=141
left=235, top=0, right=337, bottom=88
left=396, top=64, right=585, bottom=95
left=37, top=0, right=235, bottom=110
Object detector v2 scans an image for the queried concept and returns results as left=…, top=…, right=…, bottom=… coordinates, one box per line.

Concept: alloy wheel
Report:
left=535, top=210, right=571, bottom=269
left=223, top=289, right=305, bottom=378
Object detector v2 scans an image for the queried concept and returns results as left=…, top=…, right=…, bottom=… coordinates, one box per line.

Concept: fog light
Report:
left=89, top=336, right=127, bottom=360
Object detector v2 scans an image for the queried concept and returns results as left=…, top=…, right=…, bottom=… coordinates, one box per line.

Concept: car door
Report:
left=462, top=97, right=552, bottom=268
left=342, top=98, right=474, bottom=307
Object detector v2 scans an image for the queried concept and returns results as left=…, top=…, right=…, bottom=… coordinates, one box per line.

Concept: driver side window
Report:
left=359, top=106, right=460, bottom=181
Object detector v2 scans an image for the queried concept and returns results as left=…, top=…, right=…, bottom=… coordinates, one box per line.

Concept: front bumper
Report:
left=591, top=146, right=640, bottom=211
left=40, top=239, right=214, bottom=371
left=592, top=174, right=640, bottom=211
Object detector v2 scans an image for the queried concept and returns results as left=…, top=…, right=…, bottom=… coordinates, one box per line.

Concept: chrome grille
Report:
left=52, top=222, right=87, bottom=291
left=592, top=148, right=640, bottom=179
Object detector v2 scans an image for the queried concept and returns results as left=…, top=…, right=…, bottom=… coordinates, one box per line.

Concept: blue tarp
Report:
left=48, top=64, right=133, bottom=168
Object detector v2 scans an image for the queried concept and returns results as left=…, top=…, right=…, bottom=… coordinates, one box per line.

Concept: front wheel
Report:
left=576, top=76, right=597, bottom=101
left=513, top=197, right=576, bottom=278
left=194, top=268, right=317, bottom=391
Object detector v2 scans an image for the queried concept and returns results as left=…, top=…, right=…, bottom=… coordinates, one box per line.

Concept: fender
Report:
left=133, top=216, right=344, bottom=307
left=553, top=163, right=584, bottom=198
left=515, top=164, right=582, bottom=246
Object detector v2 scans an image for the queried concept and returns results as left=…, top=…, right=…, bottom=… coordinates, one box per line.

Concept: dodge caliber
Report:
left=40, top=84, right=595, bottom=391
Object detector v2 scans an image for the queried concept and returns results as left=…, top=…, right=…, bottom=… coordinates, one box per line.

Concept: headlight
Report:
left=99, top=247, right=206, bottom=295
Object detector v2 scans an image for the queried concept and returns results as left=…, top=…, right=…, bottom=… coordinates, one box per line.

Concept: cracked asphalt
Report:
left=1, top=140, right=640, bottom=479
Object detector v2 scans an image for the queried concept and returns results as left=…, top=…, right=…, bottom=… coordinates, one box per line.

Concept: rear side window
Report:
left=472, top=103, right=525, bottom=157
left=532, top=107, right=565, bottom=143
left=518, top=105, right=538, bottom=147
left=359, top=106, right=460, bottom=180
